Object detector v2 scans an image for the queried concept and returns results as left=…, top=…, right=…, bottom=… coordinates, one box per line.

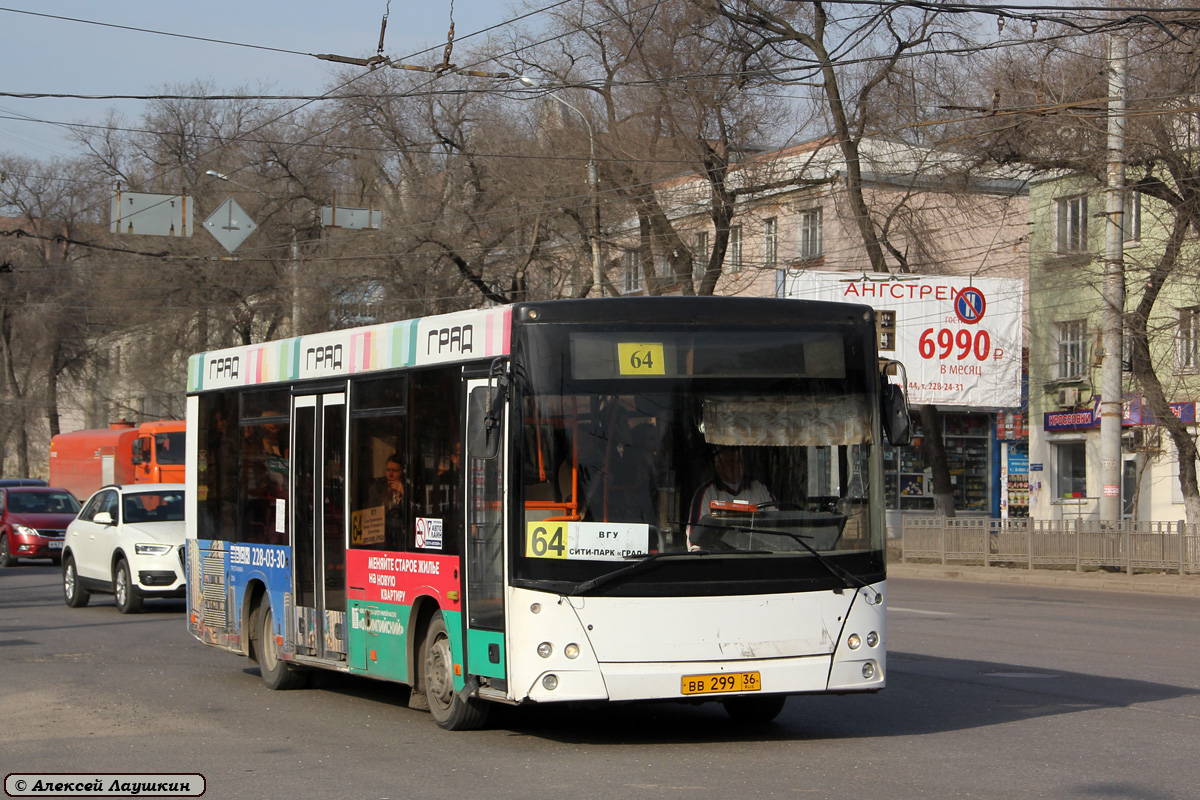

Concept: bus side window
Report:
left=410, top=370, right=461, bottom=555
left=349, top=375, right=410, bottom=552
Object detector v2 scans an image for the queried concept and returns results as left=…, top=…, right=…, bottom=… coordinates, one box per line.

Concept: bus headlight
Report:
left=542, top=674, right=559, bottom=690
left=866, top=631, right=879, bottom=648
left=564, top=643, right=580, bottom=659
left=847, top=633, right=862, bottom=650
left=537, top=642, right=553, bottom=658
left=862, top=662, right=876, bottom=680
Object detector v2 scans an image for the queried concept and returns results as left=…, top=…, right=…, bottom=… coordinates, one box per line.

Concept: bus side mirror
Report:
left=468, top=359, right=509, bottom=460
left=880, top=361, right=912, bottom=447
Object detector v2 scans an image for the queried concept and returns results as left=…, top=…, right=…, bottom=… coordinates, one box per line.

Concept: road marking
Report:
left=889, top=606, right=956, bottom=617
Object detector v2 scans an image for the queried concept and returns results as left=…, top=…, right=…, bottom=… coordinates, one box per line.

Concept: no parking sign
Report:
left=415, top=517, right=444, bottom=550
left=955, top=287, right=987, bottom=324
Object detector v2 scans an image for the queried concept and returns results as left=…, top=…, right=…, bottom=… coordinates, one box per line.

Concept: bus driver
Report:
left=687, top=445, right=775, bottom=551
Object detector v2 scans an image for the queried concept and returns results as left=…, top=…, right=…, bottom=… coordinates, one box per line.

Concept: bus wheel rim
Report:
left=427, top=633, right=454, bottom=708
left=261, top=609, right=279, bottom=672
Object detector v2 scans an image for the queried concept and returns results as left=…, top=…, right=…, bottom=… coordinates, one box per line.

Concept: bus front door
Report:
left=292, top=391, right=348, bottom=662
left=463, top=379, right=508, bottom=691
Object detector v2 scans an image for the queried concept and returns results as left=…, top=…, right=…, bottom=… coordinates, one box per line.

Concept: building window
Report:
left=877, top=310, right=896, bottom=352
left=764, top=217, right=777, bottom=268
left=799, top=207, right=822, bottom=260
left=1056, top=195, right=1088, bottom=253
left=728, top=225, right=742, bottom=273
left=1057, top=320, right=1088, bottom=380
left=622, top=250, right=642, bottom=294
left=693, top=231, right=709, bottom=282
left=1122, top=322, right=1133, bottom=372
left=1178, top=307, right=1200, bottom=373
left=1123, top=190, right=1141, bottom=244
left=1055, top=441, right=1087, bottom=499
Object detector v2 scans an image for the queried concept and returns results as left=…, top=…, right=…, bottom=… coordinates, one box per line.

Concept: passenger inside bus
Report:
left=367, top=452, right=407, bottom=541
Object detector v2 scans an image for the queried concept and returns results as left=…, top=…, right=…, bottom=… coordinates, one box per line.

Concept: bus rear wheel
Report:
left=421, top=614, right=488, bottom=731
left=722, top=694, right=787, bottom=723
left=255, top=601, right=309, bottom=690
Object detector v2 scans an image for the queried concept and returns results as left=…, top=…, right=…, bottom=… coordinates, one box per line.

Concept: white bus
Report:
left=184, top=297, right=909, bottom=729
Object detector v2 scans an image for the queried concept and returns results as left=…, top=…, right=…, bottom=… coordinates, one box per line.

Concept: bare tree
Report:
left=0, top=155, right=107, bottom=473
left=509, top=0, right=793, bottom=296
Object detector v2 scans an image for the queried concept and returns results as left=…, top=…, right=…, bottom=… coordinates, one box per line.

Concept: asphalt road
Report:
left=2, top=563, right=1198, bottom=800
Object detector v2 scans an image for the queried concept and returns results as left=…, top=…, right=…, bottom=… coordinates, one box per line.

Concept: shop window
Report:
left=1055, top=441, right=1087, bottom=499
left=1057, top=320, right=1088, bottom=380
left=882, top=412, right=990, bottom=513
left=1056, top=195, right=1088, bottom=253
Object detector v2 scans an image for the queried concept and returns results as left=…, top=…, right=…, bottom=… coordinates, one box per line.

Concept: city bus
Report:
left=184, top=297, right=910, bottom=730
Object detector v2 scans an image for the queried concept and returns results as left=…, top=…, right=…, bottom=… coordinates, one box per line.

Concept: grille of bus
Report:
left=201, top=551, right=227, bottom=627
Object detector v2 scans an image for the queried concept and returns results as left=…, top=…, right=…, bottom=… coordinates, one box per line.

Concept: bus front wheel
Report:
left=421, top=614, right=488, bottom=731
left=255, top=602, right=308, bottom=690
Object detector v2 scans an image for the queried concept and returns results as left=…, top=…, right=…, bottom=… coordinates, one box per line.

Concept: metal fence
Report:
left=893, top=516, right=1200, bottom=575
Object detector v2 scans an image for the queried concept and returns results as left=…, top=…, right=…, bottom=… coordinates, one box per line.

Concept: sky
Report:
left=0, top=1, right=533, bottom=161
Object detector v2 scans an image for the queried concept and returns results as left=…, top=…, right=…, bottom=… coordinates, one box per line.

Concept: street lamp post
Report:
left=519, top=78, right=604, bottom=297
left=205, top=170, right=302, bottom=335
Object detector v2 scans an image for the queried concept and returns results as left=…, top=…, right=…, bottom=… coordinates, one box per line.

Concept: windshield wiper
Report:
left=700, top=520, right=881, bottom=601
left=567, top=548, right=771, bottom=597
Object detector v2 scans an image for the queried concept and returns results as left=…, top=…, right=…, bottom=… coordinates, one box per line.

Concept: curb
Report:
left=887, top=561, right=1200, bottom=598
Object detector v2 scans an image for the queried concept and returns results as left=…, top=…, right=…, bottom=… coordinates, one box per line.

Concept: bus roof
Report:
left=188, top=305, right=513, bottom=393
left=187, top=297, right=872, bottom=393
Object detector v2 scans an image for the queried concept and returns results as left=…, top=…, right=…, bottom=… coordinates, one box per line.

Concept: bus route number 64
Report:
left=617, top=343, right=666, bottom=376
left=526, top=522, right=567, bottom=559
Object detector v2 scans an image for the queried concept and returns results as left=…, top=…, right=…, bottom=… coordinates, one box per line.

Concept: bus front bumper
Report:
left=522, top=652, right=883, bottom=704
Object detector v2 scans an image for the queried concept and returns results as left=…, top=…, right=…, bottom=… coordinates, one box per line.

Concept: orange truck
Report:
left=49, top=420, right=186, bottom=500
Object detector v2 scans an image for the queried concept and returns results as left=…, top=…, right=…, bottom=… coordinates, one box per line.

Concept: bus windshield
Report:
left=515, top=324, right=882, bottom=594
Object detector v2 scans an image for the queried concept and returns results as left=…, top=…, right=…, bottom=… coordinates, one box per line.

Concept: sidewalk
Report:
left=887, top=561, right=1200, bottom=598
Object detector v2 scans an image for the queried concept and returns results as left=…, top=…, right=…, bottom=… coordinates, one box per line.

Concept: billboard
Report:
left=783, top=271, right=1023, bottom=408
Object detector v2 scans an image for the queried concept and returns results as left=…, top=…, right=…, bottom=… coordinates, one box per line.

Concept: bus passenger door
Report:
left=463, top=379, right=508, bottom=691
left=292, top=391, right=348, bottom=662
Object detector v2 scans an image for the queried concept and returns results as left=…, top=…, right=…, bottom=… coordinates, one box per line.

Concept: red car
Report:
left=0, top=487, right=82, bottom=566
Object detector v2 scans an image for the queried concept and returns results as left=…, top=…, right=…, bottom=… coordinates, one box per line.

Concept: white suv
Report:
left=62, top=484, right=186, bottom=613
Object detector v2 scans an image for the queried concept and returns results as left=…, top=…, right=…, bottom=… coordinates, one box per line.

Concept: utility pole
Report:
left=520, top=77, right=604, bottom=297
left=1099, top=34, right=1127, bottom=522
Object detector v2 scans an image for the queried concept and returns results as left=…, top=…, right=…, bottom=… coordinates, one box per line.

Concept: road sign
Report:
left=203, top=198, right=258, bottom=252
left=321, top=205, right=382, bottom=230
left=110, top=191, right=193, bottom=237
left=955, top=287, right=987, bottom=324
